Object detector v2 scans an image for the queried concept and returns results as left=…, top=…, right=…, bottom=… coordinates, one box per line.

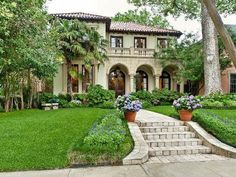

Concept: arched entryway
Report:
left=160, top=71, right=171, bottom=90
left=108, top=65, right=127, bottom=97
left=136, top=70, right=148, bottom=91
left=135, top=64, right=155, bottom=91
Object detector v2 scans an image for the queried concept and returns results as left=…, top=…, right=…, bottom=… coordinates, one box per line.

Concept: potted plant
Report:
left=173, top=95, right=202, bottom=121
left=115, top=95, right=142, bottom=122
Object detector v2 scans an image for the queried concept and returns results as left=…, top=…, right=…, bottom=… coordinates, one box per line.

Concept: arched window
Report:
left=160, top=71, right=171, bottom=90
left=136, top=70, right=148, bottom=91
left=108, top=67, right=125, bottom=97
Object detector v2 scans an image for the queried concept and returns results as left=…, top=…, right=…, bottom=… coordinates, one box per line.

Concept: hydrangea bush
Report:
left=173, top=95, right=202, bottom=111
left=115, top=95, right=142, bottom=112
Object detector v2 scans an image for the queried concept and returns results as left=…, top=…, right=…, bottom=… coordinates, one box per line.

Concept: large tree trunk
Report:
left=201, top=1, right=222, bottom=95
left=67, top=59, right=73, bottom=97
left=202, top=0, right=236, bottom=67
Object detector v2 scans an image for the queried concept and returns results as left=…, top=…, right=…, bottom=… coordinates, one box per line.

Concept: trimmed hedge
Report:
left=193, top=111, right=236, bottom=147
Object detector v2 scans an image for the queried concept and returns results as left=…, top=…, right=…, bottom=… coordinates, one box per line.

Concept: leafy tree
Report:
left=128, top=0, right=236, bottom=95
left=54, top=19, right=108, bottom=97
left=0, top=0, right=59, bottom=112
left=113, top=9, right=170, bottom=28
left=156, top=30, right=236, bottom=95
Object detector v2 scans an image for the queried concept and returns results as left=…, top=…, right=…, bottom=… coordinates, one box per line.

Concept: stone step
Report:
left=146, top=138, right=203, bottom=147
left=149, top=145, right=211, bottom=157
left=140, top=126, right=189, bottom=133
left=139, top=121, right=184, bottom=127
left=142, top=132, right=196, bottom=140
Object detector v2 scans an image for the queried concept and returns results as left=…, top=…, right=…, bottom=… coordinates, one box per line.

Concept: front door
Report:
left=108, top=69, right=125, bottom=97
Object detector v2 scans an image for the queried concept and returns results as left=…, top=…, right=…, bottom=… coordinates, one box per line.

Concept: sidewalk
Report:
left=1, top=159, right=236, bottom=177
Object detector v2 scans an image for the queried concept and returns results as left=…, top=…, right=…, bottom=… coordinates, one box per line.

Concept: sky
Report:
left=46, top=0, right=236, bottom=37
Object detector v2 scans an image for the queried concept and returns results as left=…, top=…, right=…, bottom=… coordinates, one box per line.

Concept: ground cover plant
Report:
left=0, top=108, right=111, bottom=171
left=70, top=112, right=133, bottom=165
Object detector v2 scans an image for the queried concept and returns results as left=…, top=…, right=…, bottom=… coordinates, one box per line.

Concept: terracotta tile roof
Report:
left=110, top=22, right=182, bottom=36
left=51, top=12, right=111, bottom=22
left=51, top=12, right=182, bottom=37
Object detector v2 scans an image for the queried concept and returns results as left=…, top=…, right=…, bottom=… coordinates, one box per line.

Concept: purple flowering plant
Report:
left=115, top=94, right=142, bottom=112
left=173, top=95, right=202, bottom=111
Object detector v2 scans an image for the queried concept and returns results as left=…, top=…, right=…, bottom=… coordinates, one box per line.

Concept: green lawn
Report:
left=0, top=108, right=111, bottom=171
left=148, top=106, right=236, bottom=147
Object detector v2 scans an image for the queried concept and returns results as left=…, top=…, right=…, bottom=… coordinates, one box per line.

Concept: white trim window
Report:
left=230, top=73, right=236, bottom=93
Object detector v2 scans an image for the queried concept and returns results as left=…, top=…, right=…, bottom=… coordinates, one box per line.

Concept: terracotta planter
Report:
left=124, top=111, right=137, bottom=122
left=179, top=110, right=193, bottom=121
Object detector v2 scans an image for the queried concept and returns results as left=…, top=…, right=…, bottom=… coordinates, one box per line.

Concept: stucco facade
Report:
left=53, top=12, right=184, bottom=96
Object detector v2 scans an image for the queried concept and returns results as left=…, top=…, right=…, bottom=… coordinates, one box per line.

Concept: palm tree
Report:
left=55, top=19, right=108, bottom=97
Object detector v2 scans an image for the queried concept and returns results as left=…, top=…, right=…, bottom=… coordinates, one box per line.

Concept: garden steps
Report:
left=146, top=138, right=203, bottom=147
left=142, top=132, right=196, bottom=140
left=140, top=126, right=189, bottom=133
left=148, top=145, right=212, bottom=156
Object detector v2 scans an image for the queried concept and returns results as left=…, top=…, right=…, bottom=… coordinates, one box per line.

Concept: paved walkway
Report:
left=1, top=160, right=236, bottom=177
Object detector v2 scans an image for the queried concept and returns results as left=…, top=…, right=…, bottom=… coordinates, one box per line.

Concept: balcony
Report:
left=107, top=47, right=155, bottom=58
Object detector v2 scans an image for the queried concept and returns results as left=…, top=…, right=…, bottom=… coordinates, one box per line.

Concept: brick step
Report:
left=142, top=132, right=196, bottom=140
left=139, top=121, right=184, bottom=127
left=147, top=154, right=229, bottom=164
left=140, top=126, right=189, bottom=133
left=146, top=138, right=203, bottom=147
left=149, top=145, right=211, bottom=157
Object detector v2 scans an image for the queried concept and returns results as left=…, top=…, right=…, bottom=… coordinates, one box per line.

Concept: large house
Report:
left=52, top=12, right=183, bottom=96
left=221, top=25, right=236, bottom=93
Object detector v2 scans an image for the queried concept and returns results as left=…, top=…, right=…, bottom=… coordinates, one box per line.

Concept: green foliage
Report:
left=87, top=85, right=115, bottom=106
left=38, top=92, right=58, bottom=104
left=74, top=94, right=87, bottom=102
left=113, top=9, right=170, bottom=28
left=128, top=0, right=236, bottom=19
left=152, top=89, right=183, bottom=103
left=141, top=100, right=153, bottom=109
left=97, top=101, right=115, bottom=109
left=83, top=112, right=126, bottom=152
left=193, top=111, right=236, bottom=147
left=131, top=90, right=153, bottom=101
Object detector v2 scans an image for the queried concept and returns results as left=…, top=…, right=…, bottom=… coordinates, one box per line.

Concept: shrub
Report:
left=74, top=94, right=87, bottom=103
left=58, top=99, right=70, bottom=108
left=131, top=91, right=153, bottom=101
left=152, top=89, right=183, bottom=103
left=38, top=92, right=57, bottom=104
left=83, top=112, right=126, bottom=152
left=193, top=111, right=236, bottom=147
left=200, top=100, right=224, bottom=108
left=97, top=101, right=115, bottom=109
left=87, top=85, right=115, bottom=106
left=58, top=93, right=72, bottom=102
left=141, top=100, right=153, bottom=109
left=69, top=100, right=82, bottom=108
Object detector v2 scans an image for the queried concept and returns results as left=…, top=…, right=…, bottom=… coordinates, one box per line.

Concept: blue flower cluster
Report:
left=115, top=94, right=142, bottom=112
left=173, top=95, right=202, bottom=111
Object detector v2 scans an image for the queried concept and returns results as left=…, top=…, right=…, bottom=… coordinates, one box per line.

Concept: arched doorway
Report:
left=108, top=67, right=125, bottom=97
left=160, top=71, right=171, bottom=90
left=136, top=70, right=148, bottom=91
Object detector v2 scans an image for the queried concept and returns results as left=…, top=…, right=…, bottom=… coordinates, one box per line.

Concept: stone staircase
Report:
left=139, top=121, right=212, bottom=158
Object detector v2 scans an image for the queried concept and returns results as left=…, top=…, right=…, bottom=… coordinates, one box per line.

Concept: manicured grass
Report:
left=0, top=108, right=111, bottom=171
left=148, top=106, right=236, bottom=147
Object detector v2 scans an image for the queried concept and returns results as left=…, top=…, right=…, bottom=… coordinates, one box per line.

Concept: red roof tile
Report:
left=51, top=12, right=110, bottom=22
left=110, top=22, right=182, bottom=36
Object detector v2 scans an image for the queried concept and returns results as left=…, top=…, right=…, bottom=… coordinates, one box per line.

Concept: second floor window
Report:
left=110, top=36, right=123, bottom=48
left=134, top=37, right=146, bottom=48
left=157, top=38, right=168, bottom=48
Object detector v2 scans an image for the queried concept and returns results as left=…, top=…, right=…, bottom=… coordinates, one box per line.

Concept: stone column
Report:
left=180, top=81, right=184, bottom=93
left=154, top=74, right=160, bottom=89
left=94, top=64, right=98, bottom=85
left=79, top=64, right=83, bottom=93
left=130, top=74, right=135, bottom=93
